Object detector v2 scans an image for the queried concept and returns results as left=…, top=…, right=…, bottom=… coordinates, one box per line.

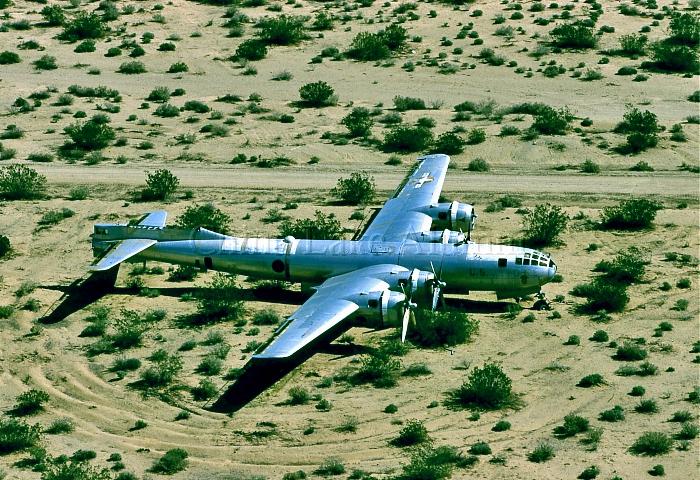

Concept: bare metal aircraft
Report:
left=89, top=154, right=557, bottom=409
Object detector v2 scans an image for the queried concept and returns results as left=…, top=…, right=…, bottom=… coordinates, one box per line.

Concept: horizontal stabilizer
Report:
left=137, top=210, right=167, bottom=228
left=90, top=238, right=156, bottom=271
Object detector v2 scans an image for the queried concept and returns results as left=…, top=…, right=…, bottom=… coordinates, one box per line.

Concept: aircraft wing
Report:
left=90, top=238, right=156, bottom=271
left=253, top=265, right=400, bottom=360
left=359, top=154, right=450, bottom=242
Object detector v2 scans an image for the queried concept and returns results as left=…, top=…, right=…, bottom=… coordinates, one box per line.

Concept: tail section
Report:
left=90, top=210, right=168, bottom=271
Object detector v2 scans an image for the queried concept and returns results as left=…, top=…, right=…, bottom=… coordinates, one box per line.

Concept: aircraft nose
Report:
left=547, top=259, right=557, bottom=281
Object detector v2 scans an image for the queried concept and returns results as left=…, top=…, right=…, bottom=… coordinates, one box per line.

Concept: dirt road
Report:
left=34, top=164, right=699, bottom=197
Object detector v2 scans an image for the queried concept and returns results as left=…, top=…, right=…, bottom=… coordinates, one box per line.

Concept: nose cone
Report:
left=544, top=259, right=557, bottom=284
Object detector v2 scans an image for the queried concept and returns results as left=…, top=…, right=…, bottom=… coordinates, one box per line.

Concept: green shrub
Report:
left=635, top=398, right=659, bottom=414
left=0, top=50, right=20, bottom=64
left=384, top=404, right=398, bottom=414
left=353, top=351, right=400, bottom=388
left=347, top=32, right=390, bottom=60
left=184, top=274, right=245, bottom=326
left=590, top=330, right=608, bottom=342
left=256, top=15, right=307, bottom=45
left=532, top=106, right=572, bottom=134
left=64, top=119, right=115, bottom=150
left=523, top=203, right=568, bottom=247
left=175, top=203, right=230, bottom=234
left=409, top=309, right=478, bottom=347
left=594, top=246, right=647, bottom=283
left=0, top=165, right=47, bottom=200
left=580, top=159, right=600, bottom=173
left=168, top=62, right=188, bottom=73
left=34, top=55, right=57, bottom=70
left=235, top=39, right=267, bottom=61
left=467, top=158, right=490, bottom=172
left=677, top=421, right=699, bottom=439
left=111, top=357, right=141, bottom=372
left=466, top=128, right=486, bottom=145
left=630, top=432, right=673, bottom=455
left=146, top=86, right=170, bottom=103
left=627, top=385, right=646, bottom=397
left=577, top=373, right=604, bottom=387
left=41, top=5, right=66, bottom=26
left=550, top=22, right=597, bottom=48
left=299, top=81, right=336, bottom=107
left=0, top=417, right=41, bottom=454
left=342, top=107, right=373, bottom=137
left=570, top=281, right=624, bottom=314
left=599, top=405, right=625, bottom=422
left=650, top=41, right=699, bottom=73
left=150, top=448, right=188, bottom=474
left=469, top=440, right=491, bottom=455
left=140, top=353, right=183, bottom=388
left=615, top=107, right=660, bottom=153
left=251, top=308, right=281, bottom=325
left=0, top=236, right=10, bottom=259
left=578, top=466, right=600, bottom=480
left=451, top=363, right=513, bottom=409
left=600, top=198, right=662, bottom=230
left=554, top=414, right=589, bottom=437
left=620, top=33, right=648, bottom=55
left=390, top=419, right=430, bottom=447
left=287, top=386, right=310, bottom=405
left=331, top=172, right=375, bottom=205
left=11, top=390, right=49, bottom=416
left=394, top=96, right=426, bottom=111
left=383, top=125, right=433, bottom=152
left=117, top=61, right=146, bottom=74
left=45, top=418, right=75, bottom=434
left=314, top=458, right=345, bottom=476
left=60, top=11, right=107, bottom=41
left=191, top=379, right=217, bottom=401
left=141, top=169, right=179, bottom=201
left=528, top=442, right=554, bottom=462
left=74, top=40, right=96, bottom=53
left=154, top=103, right=180, bottom=117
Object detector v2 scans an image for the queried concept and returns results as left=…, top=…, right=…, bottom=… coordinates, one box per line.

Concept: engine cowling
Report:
left=422, top=201, right=476, bottom=238
left=351, top=290, right=407, bottom=329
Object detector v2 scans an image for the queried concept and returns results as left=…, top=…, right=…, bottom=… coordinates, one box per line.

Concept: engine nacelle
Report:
left=410, top=229, right=465, bottom=244
left=352, top=290, right=407, bottom=329
left=422, top=201, right=476, bottom=238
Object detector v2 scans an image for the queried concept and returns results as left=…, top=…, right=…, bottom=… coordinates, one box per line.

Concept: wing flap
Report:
left=90, top=238, right=156, bottom=271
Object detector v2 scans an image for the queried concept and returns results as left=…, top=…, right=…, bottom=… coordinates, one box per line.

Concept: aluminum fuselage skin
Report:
left=129, top=235, right=556, bottom=298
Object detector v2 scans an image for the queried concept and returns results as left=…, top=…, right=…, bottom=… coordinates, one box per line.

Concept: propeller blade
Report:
left=431, top=286, right=441, bottom=311
left=401, top=307, right=411, bottom=343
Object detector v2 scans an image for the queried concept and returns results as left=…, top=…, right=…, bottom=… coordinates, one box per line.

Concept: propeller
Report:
left=429, top=261, right=447, bottom=311
left=399, top=283, right=418, bottom=343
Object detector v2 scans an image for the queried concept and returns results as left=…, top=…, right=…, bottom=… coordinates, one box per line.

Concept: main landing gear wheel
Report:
left=532, top=292, right=552, bottom=311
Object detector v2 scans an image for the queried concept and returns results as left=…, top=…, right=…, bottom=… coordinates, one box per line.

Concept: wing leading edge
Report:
left=253, top=265, right=407, bottom=360
left=359, top=154, right=450, bottom=242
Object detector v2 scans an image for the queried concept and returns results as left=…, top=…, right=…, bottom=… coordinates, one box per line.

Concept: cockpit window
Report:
left=515, top=258, right=522, bottom=265
left=523, top=259, right=530, bottom=266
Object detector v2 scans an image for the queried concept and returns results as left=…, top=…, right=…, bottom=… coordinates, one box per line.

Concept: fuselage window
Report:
left=498, top=258, right=507, bottom=268
left=515, top=258, right=522, bottom=265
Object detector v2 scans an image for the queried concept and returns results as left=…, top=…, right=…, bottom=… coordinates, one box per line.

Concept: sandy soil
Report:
left=0, top=0, right=698, bottom=479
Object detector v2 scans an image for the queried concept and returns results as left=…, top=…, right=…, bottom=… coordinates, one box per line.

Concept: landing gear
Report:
left=532, top=292, right=552, bottom=311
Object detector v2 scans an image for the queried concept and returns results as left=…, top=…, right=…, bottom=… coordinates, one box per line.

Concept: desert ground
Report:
left=0, top=0, right=698, bottom=479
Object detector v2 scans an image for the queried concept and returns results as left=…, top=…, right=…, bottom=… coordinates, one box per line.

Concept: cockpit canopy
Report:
left=515, top=251, right=554, bottom=267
